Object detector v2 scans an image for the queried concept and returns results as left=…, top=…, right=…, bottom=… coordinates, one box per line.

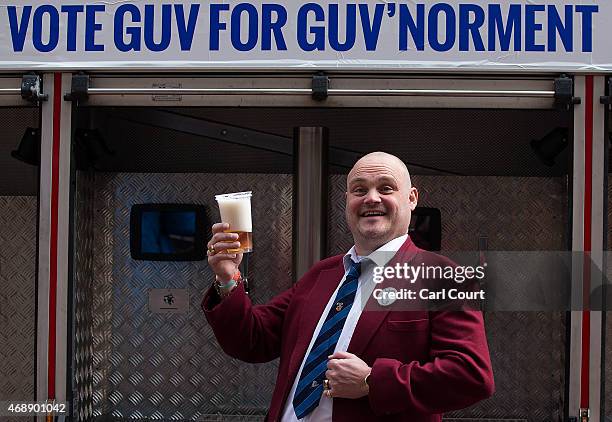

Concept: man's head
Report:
left=345, top=152, right=418, bottom=255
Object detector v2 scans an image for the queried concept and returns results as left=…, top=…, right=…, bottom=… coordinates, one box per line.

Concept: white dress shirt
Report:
left=280, top=234, right=409, bottom=422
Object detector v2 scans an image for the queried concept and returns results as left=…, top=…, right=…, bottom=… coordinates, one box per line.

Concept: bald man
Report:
left=203, top=152, right=494, bottom=422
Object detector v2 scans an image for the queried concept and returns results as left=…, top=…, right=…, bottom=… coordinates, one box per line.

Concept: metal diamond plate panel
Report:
left=169, top=108, right=570, bottom=177
left=75, top=173, right=292, bottom=420
left=96, top=112, right=293, bottom=174
left=328, top=175, right=568, bottom=422
left=328, top=175, right=567, bottom=254
left=0, top=108, right=39, bottom=195
left=0, top=196, right=37, bottom=409
left=74, top=170, right=96, bottom=421
left=93, top=107, right=572, bottom=177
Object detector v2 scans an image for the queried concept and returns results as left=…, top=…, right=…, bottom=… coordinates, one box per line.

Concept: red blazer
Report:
left=202, top=237, right=494, bottom=422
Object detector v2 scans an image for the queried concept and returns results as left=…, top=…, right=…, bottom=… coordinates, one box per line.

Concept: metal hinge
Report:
left=312, top=72, right=329, bottom=101
left=554, top=75, right=581, bottom=110
left=600, top=78, right=612, bottom=109
left=64, top=72, right=89, bottom=102
left=21, top=73, right=48, bottom=102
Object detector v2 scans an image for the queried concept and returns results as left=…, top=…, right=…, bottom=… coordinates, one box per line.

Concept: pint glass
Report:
left=215, top=191, right=253, bottom=253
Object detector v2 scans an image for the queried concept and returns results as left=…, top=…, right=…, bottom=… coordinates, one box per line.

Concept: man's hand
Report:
left=207, top=223, right=243, bottom=281
left=325, top=351, right=371, bottom=399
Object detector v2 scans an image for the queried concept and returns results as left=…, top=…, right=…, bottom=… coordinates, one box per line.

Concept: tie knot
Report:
left=347, top=260, right=362, bottom=279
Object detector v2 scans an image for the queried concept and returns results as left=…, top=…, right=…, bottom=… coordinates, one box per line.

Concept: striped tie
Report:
left=292, top=260, right=362, bottom=419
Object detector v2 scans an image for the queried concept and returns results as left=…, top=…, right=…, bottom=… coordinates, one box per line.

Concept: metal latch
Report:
left=21, top=73, right=48, bottom=102
left=579, top=408, right=590, bottom=422
left=64, top=73, right=89, bottom=102
left=312, top=73, right=329, bottom=101
left=554, top=75, right=581, bottom=109
left=600, top=78, right=612, bottom=108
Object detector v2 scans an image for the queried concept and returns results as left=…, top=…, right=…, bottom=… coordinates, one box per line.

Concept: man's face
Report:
left=345, top=157, right=417, bottom=253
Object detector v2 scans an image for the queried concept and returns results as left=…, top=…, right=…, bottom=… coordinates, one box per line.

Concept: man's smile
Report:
left=360, top=210, right=387, bottom=219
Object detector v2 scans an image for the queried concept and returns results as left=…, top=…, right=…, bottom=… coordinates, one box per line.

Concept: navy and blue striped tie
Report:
left=292, top=260, right=362, bottom=419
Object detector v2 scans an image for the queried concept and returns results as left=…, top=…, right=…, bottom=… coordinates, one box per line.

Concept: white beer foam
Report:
left=216, top=191, right=252, bottom=232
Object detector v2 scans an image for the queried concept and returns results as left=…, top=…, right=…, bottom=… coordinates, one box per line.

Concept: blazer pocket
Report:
left=386, top=318, right=430, bottom=332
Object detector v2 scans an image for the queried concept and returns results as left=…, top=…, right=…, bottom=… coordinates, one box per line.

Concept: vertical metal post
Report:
left=588, top=75, right=606, bottom=422
left=602, top=76, right=611, bottom=422
left=37, top=73, right=72, bottom=415
left=570, top=75, right=606, bottom=421
left=569, top=75, right=586, bottom=420
left=293, top=127, right=329, bottom=281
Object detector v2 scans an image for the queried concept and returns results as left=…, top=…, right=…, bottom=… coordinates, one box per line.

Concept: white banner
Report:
left=0, top=0, right=609, bottom=72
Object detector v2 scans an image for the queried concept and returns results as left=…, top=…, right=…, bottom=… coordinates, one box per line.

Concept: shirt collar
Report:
left=343, top=234, right=409, bottom=270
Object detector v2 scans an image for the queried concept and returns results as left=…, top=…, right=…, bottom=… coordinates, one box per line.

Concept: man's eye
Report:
left=380, top=186, right=394, bottom=193
left=352, top=188, right=366, bottom=195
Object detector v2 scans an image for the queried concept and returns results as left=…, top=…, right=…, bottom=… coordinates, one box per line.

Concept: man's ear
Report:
left=409, top=188, right=419, bottom=210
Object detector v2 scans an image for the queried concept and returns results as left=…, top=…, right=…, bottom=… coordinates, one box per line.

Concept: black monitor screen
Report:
left=131, top=204, right=206, bottom=261
left=141, top=210, right=196, bottom=254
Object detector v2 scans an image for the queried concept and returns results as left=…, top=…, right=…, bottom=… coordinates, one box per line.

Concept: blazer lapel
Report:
left=348, top=236, right=420, bottom=356
left=286, top=263, right=346, bottom=384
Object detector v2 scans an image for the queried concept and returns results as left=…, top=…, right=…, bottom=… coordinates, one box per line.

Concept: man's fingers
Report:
left=209, top=232, right=239, bottom=246
left=208, top=253, right=237, bottom=263
left=207, top=224, right=239, bottom=258
left=210, top=241, right=240, bottom=252
left=211, top=222, right=229, bottom=233
left=328, top=351, right=354, bottom=360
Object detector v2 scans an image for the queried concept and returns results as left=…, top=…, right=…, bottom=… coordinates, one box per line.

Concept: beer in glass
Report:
left=215, top=191, right=253, bottom=253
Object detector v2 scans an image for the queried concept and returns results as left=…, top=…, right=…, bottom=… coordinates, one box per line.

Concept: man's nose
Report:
left=364, top=189, right=381, bottom=203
